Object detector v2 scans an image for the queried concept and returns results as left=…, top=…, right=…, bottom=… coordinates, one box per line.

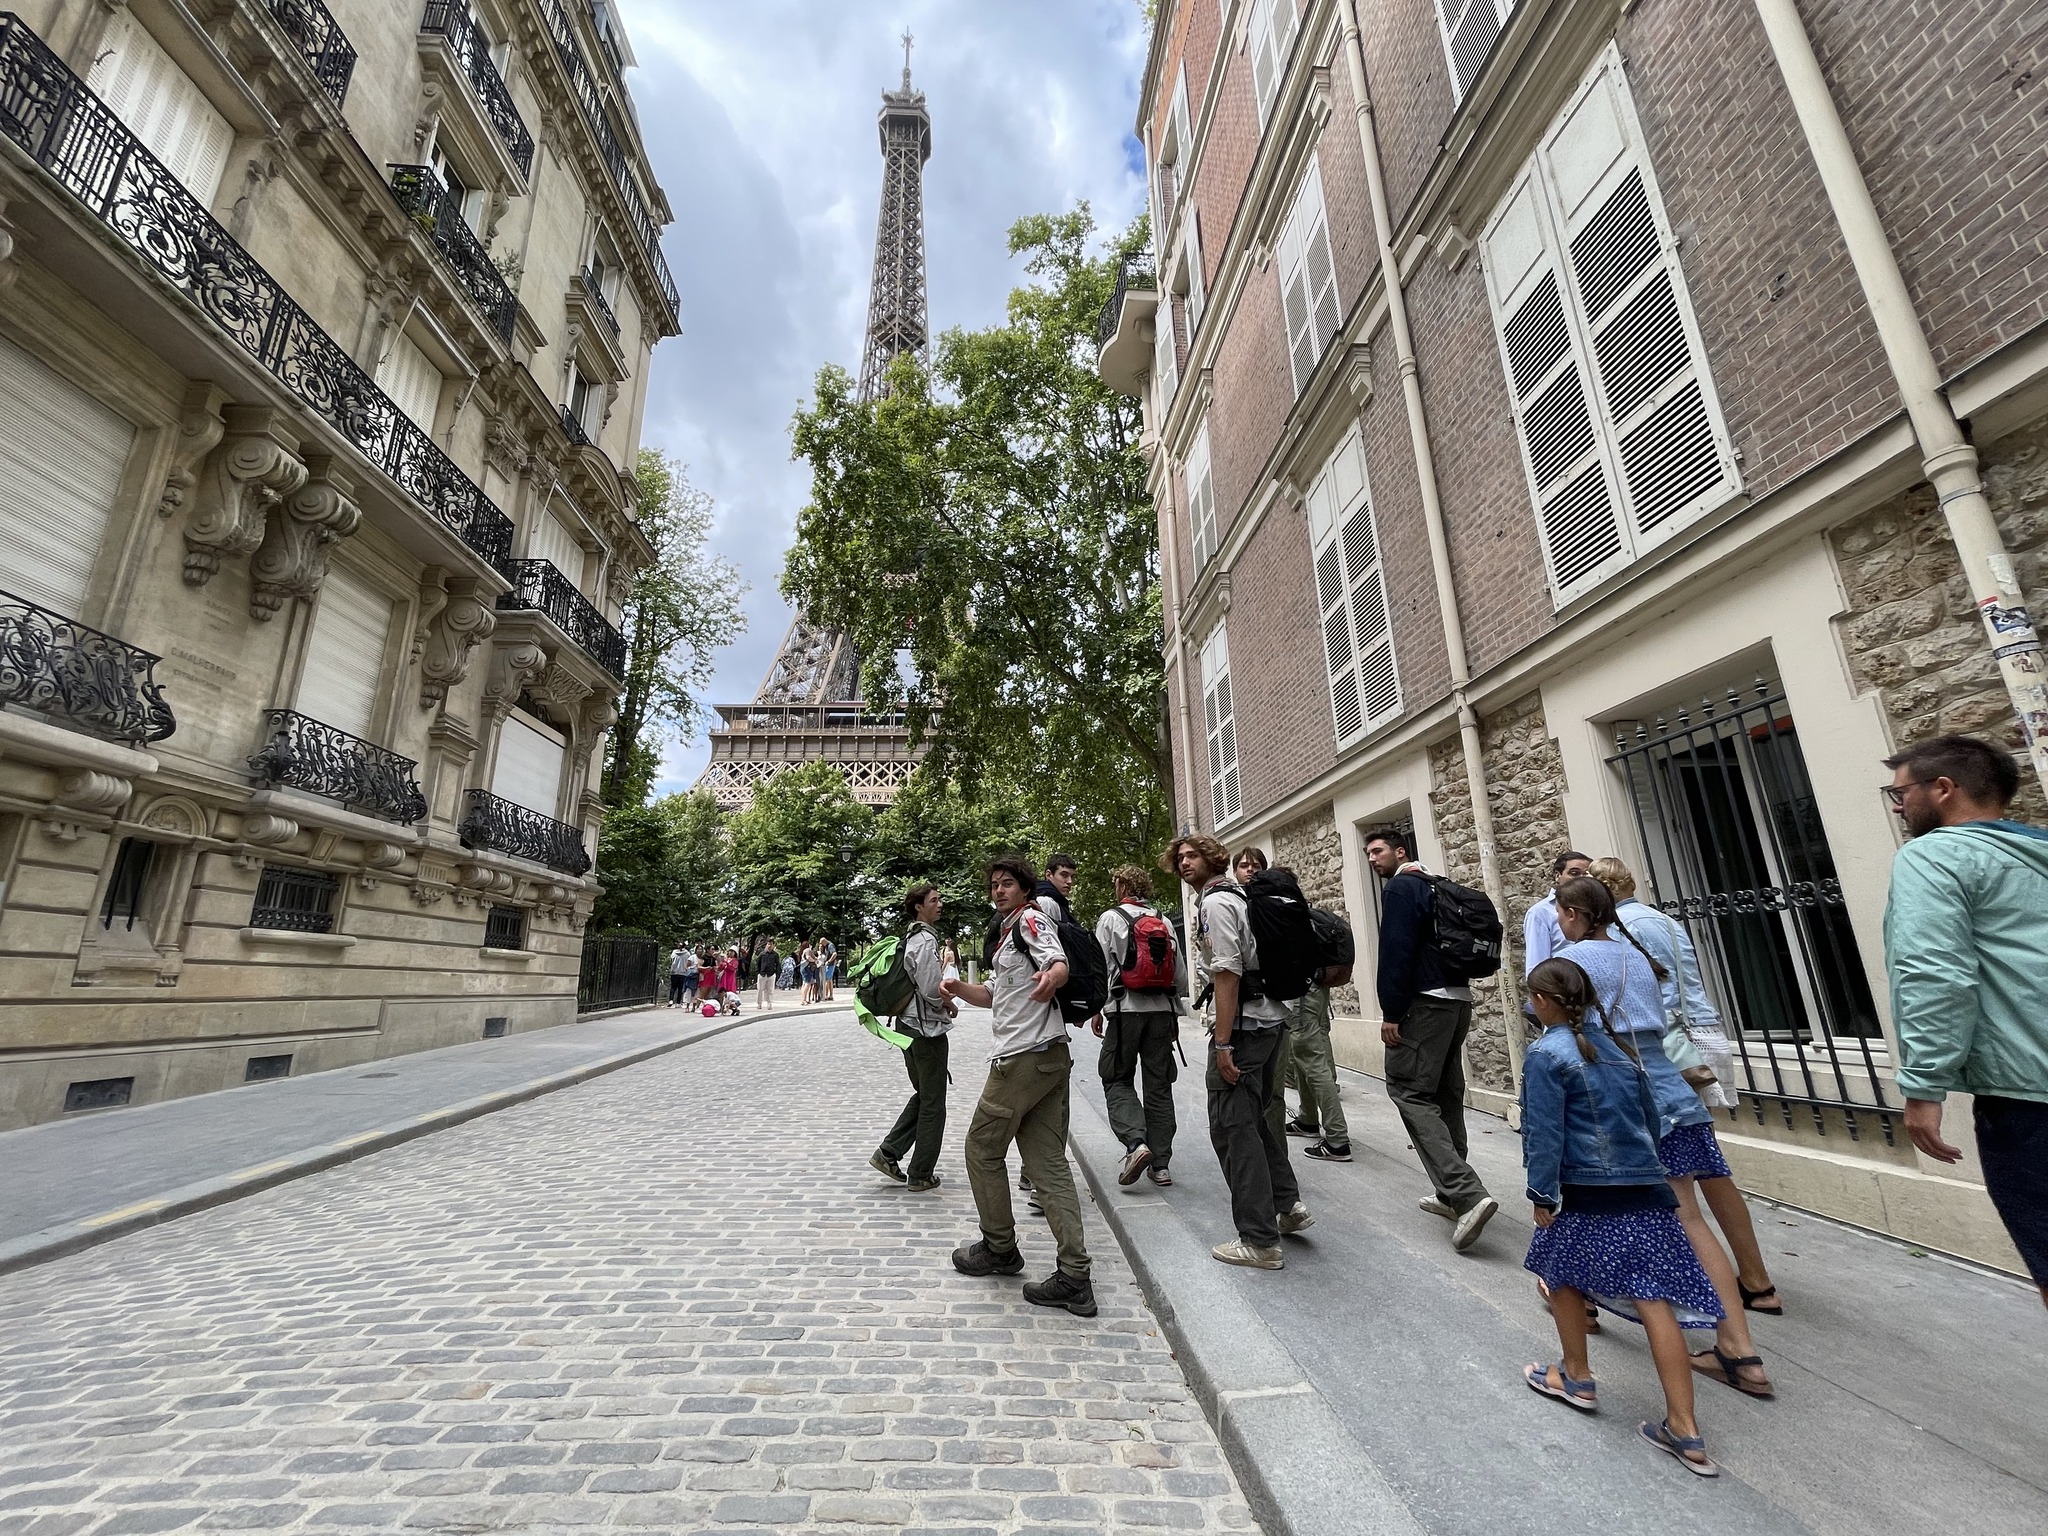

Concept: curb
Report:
left=1067, top=1092, right=1424, bottom=1536
left=0, top=1006, right=836, bottom=1279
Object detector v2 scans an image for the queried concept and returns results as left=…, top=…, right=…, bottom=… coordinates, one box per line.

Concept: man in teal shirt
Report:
left=1882, top=734, right=2048, bottom=1305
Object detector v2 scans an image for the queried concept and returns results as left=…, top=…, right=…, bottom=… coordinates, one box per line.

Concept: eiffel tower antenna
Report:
left=857, top=29, right=932, bottom=401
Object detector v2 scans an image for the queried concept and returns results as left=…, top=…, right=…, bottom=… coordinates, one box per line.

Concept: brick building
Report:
left=1099, top=0, right=2048, bottom=1272
left=0, top=1, right=674, bottom=1126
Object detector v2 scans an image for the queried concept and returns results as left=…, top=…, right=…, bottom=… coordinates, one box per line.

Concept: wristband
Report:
left=1213, top=1043, right=1234, bottom=1054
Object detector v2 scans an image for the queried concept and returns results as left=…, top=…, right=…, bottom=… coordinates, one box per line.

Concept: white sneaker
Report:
left=1419, top=1196, right=1456, bottom=1219
left=1452, top=1196, right=1500, bottom=1252
left=1212, top=1239, right=1284, bottom=1270
left=1277, top=1201, right=1315, bottom=1236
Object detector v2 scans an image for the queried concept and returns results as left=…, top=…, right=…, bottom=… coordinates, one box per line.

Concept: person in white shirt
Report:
left=1523, top=850, right=1592, bottom=975
left=871, top=885, right=957, bottom=1193
left=941, top=855, right=1095, bottom=1317
left=1090, top=865, right=1183, bottom=1188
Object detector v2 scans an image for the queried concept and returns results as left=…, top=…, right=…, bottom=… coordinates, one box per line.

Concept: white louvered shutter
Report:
left=493, top=714, right=565, bottom=818
left=87, top=14, right=234, bottom=204
left=1249, top=0, right=1298, bottom=123
left=1307, top=429, right=1399, bottom=747
left=1153, top=296, right=1180, bottom=409
left=1434, top=1, right=1512, bottom=103
left=0, top=334, right=133, bottom=616
left=379, top=331, right=442, bottom=433
left=1280, top=160, right=1341, bottom=394
left=1182, top=211, right=1206, bottom=338
left=1200, top=623, right=1240, bottom=828
left=1186, top=426, right=1217, bottom=576
left=296, top=565, right=392, bottom=742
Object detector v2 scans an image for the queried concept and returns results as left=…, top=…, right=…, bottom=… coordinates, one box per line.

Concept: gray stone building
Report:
left=0, top=0, right=676, bottom=1127
left=1102, top=0, right=2048, bottom=1271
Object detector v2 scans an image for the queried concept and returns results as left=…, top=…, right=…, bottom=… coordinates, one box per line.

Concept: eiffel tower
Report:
left=695, top=35, right=932, bottom=813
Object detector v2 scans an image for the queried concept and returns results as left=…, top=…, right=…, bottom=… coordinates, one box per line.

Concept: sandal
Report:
left=1739, top=1282, right=1784, bottom=1316
left=1689, top=1344, right=1775, bottom=1399
left=1524, top=1361, right=1597, bottom=1412
left=1639, top=1418, right=1719, bottom=1477
left=1535, top=1279, right=1601, bottom=1333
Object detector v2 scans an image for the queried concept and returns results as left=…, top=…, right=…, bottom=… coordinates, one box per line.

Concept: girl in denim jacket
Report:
left=1520, top=957, right=1723, bottom=1477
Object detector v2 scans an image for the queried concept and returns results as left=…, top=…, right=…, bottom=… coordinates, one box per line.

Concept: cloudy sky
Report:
left=613, top=0, right=1152, bottom=796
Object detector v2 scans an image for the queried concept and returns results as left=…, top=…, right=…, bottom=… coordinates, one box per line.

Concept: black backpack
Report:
left=1307, top=907, right=1355, bottom=987
left=1427, top=877, right=1503, bottom=979
left=1217, top=869, right=1320, bottom=1003
left=1012, top=907, right=1109, bottom=1025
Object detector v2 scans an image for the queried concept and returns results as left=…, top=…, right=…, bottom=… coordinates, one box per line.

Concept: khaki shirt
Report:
left=989, top=905, right=1069, bottom=1058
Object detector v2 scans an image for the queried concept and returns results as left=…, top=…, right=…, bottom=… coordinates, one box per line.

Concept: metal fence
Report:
left=577, top=933, right=660, bottom=1014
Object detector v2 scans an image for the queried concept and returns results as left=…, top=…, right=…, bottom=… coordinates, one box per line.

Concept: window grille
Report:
left=100, top=838, right=155, bottom=931
left=250, top=865, right=339, bottom=933
left=484, top=904, right=527, bottom=950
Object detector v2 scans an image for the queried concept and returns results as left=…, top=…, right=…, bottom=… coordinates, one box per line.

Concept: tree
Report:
left=602, top=450, right=747, bottom=807
left=786, top=206, right=1171, bottom=893
left=723, top=761, right=876, bottom=947
left=866, top=766, right=1024, bottom=946
left=590, top=789, right=728, bottom=940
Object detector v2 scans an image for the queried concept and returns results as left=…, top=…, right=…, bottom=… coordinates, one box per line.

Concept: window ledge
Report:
left=479, top=947, right=535, bottom=964
left=238, top=928, right=356, bottom=949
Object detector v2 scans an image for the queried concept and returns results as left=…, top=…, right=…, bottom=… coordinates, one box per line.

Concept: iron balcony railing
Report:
left=459, top=788, right=590, bottom=876
left=250, top=863, right=339, bottom=932
left=248, top=709, right=427, bottom=823
left=0, top=15, right=514, bottom=573
left=578, top=265, right=618, bottom=334
left=1096, top=257, right=1156, bottom=348
left=577, top=932, right=660, bottom=1012
left=0, top=588, right=176, bottom=745
left=539, top=0, right=677, bottom=325
left=266, top=0, right=355, bottom=106
left=417, top=0, right=533, bottom=178
left=496, top=558, right=625, bottom=676
left=389, top=164, right=517, bottom=345
left=558, top=402, right=591, bottom=447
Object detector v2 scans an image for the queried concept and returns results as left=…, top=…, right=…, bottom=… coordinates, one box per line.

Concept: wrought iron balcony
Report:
left=0, top=588, right=176, bottom=745
left=495, top=558, right=625, bottom=677
left=539, top=0, right=677, bottom=326
left=1096, top=257, right=1156, bottom=347
left=1095, top=256, right=1159, bottom=400
left=558, top=403, right=592, bottom=447
left=577, top=266, right=619, bottom=334
left=0, top=16, right=515, bottom=574
left=266, top=0, right=355, bottom=107
left=459, top=788, right=589, bottom=876
left=249, top=709, right=427, bottom=823
left=418, top=0, right=533, bottom=179
left=389, top=164, right=517, bottom=345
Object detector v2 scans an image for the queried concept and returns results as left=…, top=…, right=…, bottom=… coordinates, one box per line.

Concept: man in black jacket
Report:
left=1365, top=830, right=1498, bottom=1252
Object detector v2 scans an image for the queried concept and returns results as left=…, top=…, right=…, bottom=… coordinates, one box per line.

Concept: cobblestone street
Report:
left=0, top=1009, right=1256, bottom=1536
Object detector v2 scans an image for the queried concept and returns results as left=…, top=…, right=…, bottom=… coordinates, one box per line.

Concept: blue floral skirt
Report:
left=1660, top=1121, right=1733, bottom=1180
left=1525, top=1209, right=1725, bottom=1331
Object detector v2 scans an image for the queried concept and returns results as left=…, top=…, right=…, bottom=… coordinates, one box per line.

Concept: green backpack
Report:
left=851, top=929, right=921, bottom=1021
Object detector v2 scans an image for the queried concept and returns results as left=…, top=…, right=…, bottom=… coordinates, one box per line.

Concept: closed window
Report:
left=1247, top=0, right=1300, bottom=123
left=100, top=838, right=157, bottom=933
left=1153, top=294, right=1180, bottom=412
left=379, top=330, right=443, bottom=434
left=1480, top=46, right=1739, bottom=607
left=1433, top=1, right=1515, bottom=103
left=0, top=334, right=133, bottom=615
left=1279, top=156, right=1342, bottom=394
left=568, top=370, right=601, bottom=433
left=1199, top=622, right=1240, bottom=829
left=1167, top=211, right=1206, bottom=346
left=297, top=565, right=393, bottom=742
left=1305, top=427, right=1399, bottom=745
left=1185, top=424, right=1218, bottom=577
left=1154, top=65, right=1192, bottom=244
left=492, top=712, right=566, bottom=818
left=87, top=13, right=234, bottom=204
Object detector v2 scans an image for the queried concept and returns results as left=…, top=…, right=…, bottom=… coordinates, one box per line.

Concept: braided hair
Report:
left=1529, top=954, right=1645, bottom=1068
left=1554, top=876, right=1669, bottom=982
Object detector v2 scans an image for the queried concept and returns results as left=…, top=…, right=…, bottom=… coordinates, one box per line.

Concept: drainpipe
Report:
left=1334, top=0, right=1523, bottom=1092
left=1752, top=0, right=2048, bottom=794
left=1157, top=450, right=1203, bottom=834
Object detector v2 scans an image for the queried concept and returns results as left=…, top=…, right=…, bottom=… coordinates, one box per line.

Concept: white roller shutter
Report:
left=0, top=334, right=133, bottom=615
left=492, top=714, right=565, bottom=818
left=296, top=565, right=392, bottom=741
left=87, top=13, right=234, bottom=204
left=379, top=331, right=442, bottom=433
left=526, top=507, right=584, bottom=581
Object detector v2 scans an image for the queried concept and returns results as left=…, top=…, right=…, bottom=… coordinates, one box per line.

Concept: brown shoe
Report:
left=1118, top=1144, right=1153, bottom=1186
left=1148, top=1166, right=1173, bottom=1186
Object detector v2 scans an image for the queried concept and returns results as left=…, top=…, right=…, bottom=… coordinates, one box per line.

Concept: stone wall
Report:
left=1829, top=409, right=2048, bottom=825
left=1271, top=803, right=1361, bottom=1016
left=1426, top=694, right=1573, bottom=1093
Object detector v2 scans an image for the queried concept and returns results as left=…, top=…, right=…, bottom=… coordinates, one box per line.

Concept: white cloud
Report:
left=614, top=0, right=1150, bottom=795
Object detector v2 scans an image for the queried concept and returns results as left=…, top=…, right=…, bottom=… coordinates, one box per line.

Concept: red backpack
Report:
left=1116, top=905, right=1179, bottom=994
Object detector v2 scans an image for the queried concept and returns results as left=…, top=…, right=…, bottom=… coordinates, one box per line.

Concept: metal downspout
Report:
left=1753, top=0, right=2048, bottom=793
left=1335, top=0, right=1524, bottom=1091
left=1159, top=463, right=1203, bottom=834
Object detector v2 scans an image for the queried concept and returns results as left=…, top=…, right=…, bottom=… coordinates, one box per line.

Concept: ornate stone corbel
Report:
left=361, top=841, right=406, bottom=871
left=185, top=406, right=305, bottom=586
left=578, top=694, right=619, bottom=742
left=418, top=575, right=498, bottom=708
left=157, top=382, right=229, bottom=520
left=408, top=880, right=448, bottom=907
left=480, top=636, right=548, bottom=721
left=1433, top=220, right=1473, bottom=272
left=1343, top=344, right=1375, bottom=410
left=599, top=378, right=620, bottom=431
left=412, top=78, right=444, bottom=154
left=228, top=147, right=280, bottom=244
left=533, top=660, right=590, bottom=714
left=55, top=769, right=134, bottom=815
left=249, top=454, right=361, bottom=619
left=242, top=813, right=299, bottom=847
left=483, top=413, right=523, bottom=477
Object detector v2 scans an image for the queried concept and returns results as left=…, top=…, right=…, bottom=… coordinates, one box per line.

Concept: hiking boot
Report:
left=951, top=1239, right=1024, bottom=1276
left=1212, top=1239, right=1284, bottom=1270
left=1283, top=1117, right=1319, bottom=1139
left=907, top=1173, right=942, bottom=1192
left=1018, top=1172, right=1034, bottom=1193
left=1278, top=1201, right=1315, bottom=1236
left=1148, top=1166, right=1174, bottom=1186
left=1118, top=1144, right=1153, bottom=1186
left=869, top=1151, right=906, bottom=1183
left=1302, top=1140, right=1353, bottom=1163
left=1026, top=1193, right=1045, bottom=1216
left=1453, top=1196, right=1500, bottom=1252
left=1419, top=1195, right=1456, bottom=1219
left=1022, top=1269, right=1097, bottom=1317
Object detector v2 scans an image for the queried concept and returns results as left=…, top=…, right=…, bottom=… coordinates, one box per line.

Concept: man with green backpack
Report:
left=862, top=884, right=954, bottom=1193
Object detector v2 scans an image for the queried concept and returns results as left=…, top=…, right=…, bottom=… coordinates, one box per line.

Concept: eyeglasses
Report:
left=1881, top=782, right=1927, bottom=807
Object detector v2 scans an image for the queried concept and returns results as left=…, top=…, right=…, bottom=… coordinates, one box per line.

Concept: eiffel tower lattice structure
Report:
left=694, top=38, right=933, bottom=813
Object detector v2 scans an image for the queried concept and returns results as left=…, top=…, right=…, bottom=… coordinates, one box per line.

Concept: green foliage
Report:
left=785, top=206, right=1171, bottom=903
left=590, top=789, right=727, bottom=941
left=866, top=767, right=1022, bottom=944
left=723, top=761, right=877, bottom=947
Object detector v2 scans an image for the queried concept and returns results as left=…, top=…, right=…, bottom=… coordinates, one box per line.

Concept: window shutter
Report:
left=0, top=334, right=132, bottom=616
left=1183, top=211, right=1206, bottom=337
left=1186, top=425, right=1217, bottom=576
left=1280, top=160, right=1340, bottom=395
left=526, top=507, right=584, bottom=581
left=1153, top=296, right=1180, bottom=408
left=87, top=14, right=233, bottom=204
left=1199, top=624, right=1240, bottom=828
left=379, top=331, right=442, bottom=433
left=492, top=714, right=566, bottom=818
left=1307, top=429, right=1399, bottom=746
left=1248, top=0, right=1278, bottom=121
left=296, top=565, right=392, bottom=742
left=1433, top=1, right=1510, bottom=104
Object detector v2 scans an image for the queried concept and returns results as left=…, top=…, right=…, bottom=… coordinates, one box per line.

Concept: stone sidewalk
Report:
left=0, top=1007, right=1257, bottom=1535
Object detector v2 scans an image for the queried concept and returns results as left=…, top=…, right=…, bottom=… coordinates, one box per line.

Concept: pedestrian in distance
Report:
left=679, top=947, right=702, bottom=1008
left=1881, top=734, right=2048, bottom=1307
left=1524, top=850, right=1593, bottom=975
left=1365, top=830, right=1500, bottom=1251
left=1519, top=956, right=1724, bottom=1478
left=941, top=853, right=1097, bottom=1317
left=871, top=883, right=956, bottom=1193
left=1589, top=857, right=1781, bottom=1316
left=755, top=938, right=780, bottom=1011
left=800, top=943, right=820, bottom=1005
left=1089, top=864, right=1182, bottom=1188
left=716, top=948, right=740, bottom=1015
left=667, top=942, right=690, bottom=1008
left=779, top=949, right=797, bottom=994
left=1552, top=876, right=1774, bottom=1398
left=819, top=937, right=839, bottom=1002
left=1166, top=833, right=1313, bottom=1270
